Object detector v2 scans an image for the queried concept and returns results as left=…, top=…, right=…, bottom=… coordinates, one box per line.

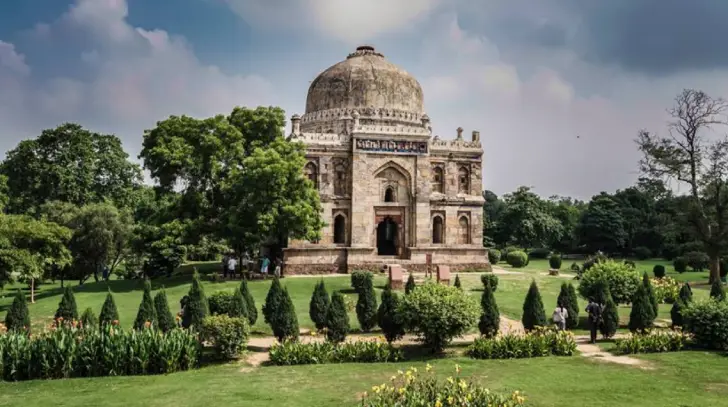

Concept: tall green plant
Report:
left=240, top=276, right=257, bottom=326
left=228, top=288, right=249, bottom=320
left=356, top=277, right=378, bottom=332
left=679, top=283, right=693, bottom=303
left=54, top=286, right=78, bottom=322
left=377, top=284, right=404, bottom=344
left=80, top=307, right=98, bottom=330
left=521, top=280, right=546, bottom=331
left=154, top=288, right=176, bottom=332
left=263, top=277, right=284, bottom=325
left=5, top=290, right=30, bottom=334
left=134, top=279, right=157, bottom=330
left=326, top=291, right=350, bottom=343
left=453, top=274, right=462, bottom=290
left=670, top=299, right=686, bottom=327
left=309, top=280, right=330, bottom=331
left=99, top=289, right=120, bottom=327
left=710, top=280, right=725, bottom=301
left=557, top=283, right=579, bottom=329
left=182, top=271, right=208, bottom=330
left=478, top=280, right=499, bottom=338
left=628, top=284, right=655, bottom=333
left=643, top=273, right=659, bottom=316
left=600, top=291, right=619, bottom=339
left=405, top=273, right=416, bottom=294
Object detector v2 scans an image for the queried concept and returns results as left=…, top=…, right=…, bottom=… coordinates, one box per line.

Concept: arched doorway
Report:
left=376, top=216, right=398, bottom=255
left=333, top=215, right=346, bottom=244
left=432, top=216, right=444, bottom=244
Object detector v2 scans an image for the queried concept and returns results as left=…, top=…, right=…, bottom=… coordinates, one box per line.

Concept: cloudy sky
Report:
left=2, top=0, right=728, bottom=199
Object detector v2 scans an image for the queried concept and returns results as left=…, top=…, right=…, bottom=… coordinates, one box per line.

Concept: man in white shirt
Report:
left=226, top=256, right=238, bottom=279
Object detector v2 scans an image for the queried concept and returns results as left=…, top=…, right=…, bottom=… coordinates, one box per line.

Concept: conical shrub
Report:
left=600, top=291, right=619, bottom=339
left=355, top=277, right=378, bottom=332
left=643, top=273, right=659, bottom=316
left=263, top=277, right=284, bottom=325
left=710, top=279, right=725, bottom=301
left=309, top=280, right=330, bottom=331
left=377, top=283, right=404, bottom=343
left=557, top=283, right=579, bottom=329
left=268, top=287, right=299, bottom=342
left=228, top=287, right=249, bottom=320
left=240, top=276, right=257, bottom=326
left=326, top=291, right=350, bottom=343
left=454, top=274, right=462, bottom=290
left=522, top=280, right=546, bottom=331
left=80, top=307, right=98, bottom=330
left=154, top=288, right=176, bottom=332
left=5, top=290, right=30, bottom=334
left=628, top=284, right=655, bottom=333
left=478, top=279, right=499, bottom=338
left=99, top=289, right=120, bottom=327
left=54, top=286, right=78, bottom=322
left=679, top=283, right=693, bottom=304
left=670, top=299, right=686, bottom=327
left=182, top=271, right=209, bottom=330
left=134, top=279, right=157, bottom=330
left=405, top=273, right=416, bottom=294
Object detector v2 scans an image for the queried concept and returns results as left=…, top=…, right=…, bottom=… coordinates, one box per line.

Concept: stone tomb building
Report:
left=283, top=46, right=489, bottom=274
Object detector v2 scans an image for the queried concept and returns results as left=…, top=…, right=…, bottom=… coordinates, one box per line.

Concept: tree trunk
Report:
left=709, top=254, right=721, bottom=284
left=30, top=278, right=35, bottom=304
left=93, top=268, right=99, bottom=283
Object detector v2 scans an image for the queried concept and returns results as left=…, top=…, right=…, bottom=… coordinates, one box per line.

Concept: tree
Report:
left=643, top=273, right=659, bottom=315
left=0, top=123, right=142, bottom=213
left=547, top=196, right=585, bottom=254
left=99, top=289, right=120, bottom=327
left=309, top=280, right=330, bottom=331
left=495, top=186, right=563, bottom=249
left=600, top=291, right=620, bottom=339
left=240, top=277, right=257, bottom=326
left=55, top=286, right=78, bottom=322
left=636, top=89, right=728, bottom=283
left=405, top=273, right=416, bottom=294
left=670, top=299, right=686, bottom=327
left=679, top=283, right=693, bottom=303
left=710, top=279, right=726, bottom=301
left=628, top=284, right=655, bottom=333
left=263, top=277, right=285, bottom=325
left=228, top=288, right=249, bottom=320
left=5, top=290, right=30, bottom=334
left=326, top=291, right=350, bottom=343
left=182, top=272, right=208, bottom=330
left=0, top=214, right=72, bottom=301
left=377, top=284, right=404, bottom=344
left=483, top=190, right=506, bottom=246
left=272, top=287, right=299, bottom=342
left=134, top=279, right=157, bottom=330
left=80, top=307, right=98, bottom=330
left=557, top=283, right=579, bottom=329
left=355, top=276, right=378, bottom=332
left=154, top=288, right=176, bottom=332
left=578, top=193, right=627, bottom=254
left=478, top=279, right=500, bottom=338
left=453, top=274, right=462, bottom=290
left=522, top=280, right=547, bottom=331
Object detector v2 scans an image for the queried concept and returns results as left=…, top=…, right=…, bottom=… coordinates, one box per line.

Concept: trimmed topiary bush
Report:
left=522, top=280, right=547, bottom=331
left=679, top=283, right=693, bottom=304
left=378, top=284, right=405, bottom=344
left=182, top=271, right=209, bottom=330
left=55, top=286, right=79, bottom=322
left=673, top=256, right=688, bottom=273
left=480, top=274, right=499, bottom=292
left=682, top=299, right=728, bottom=350
left=478, top=279, right=499, bottom=338
left=566, top=283, right=579, bottom=329
left=670, top=299, right=686, bottom=327
left=208, top=291, right=235, bottom=316
left=506, top=250, right=528, bottom=268
left=628, top=284, right=655, bottom=333
left=557, top=283, right=578, bottom=330
left=264, top=280, right=299, bottom=342
left=240, top=276, right=257, bottom=326
left=356, top=276, right=378, bottom=332
left=134, top=279, right=157, bottom=330
left=600, top=291, right=619, bottom=339
left=99, top=290, right=120, bottom=327
left=5, top=290, right=30, bottom=334
left=643, top=273, right=659, bottom=316
left=326, top=291, right=350, bottom=343
left=453, top=274, right=462, bottom=290
left=578, top=260, right=641, bottom=304
left=549, top=254, right=562, bottom=270
left=633, top=246, right=652, bottom=260
left=80, top=307, right=98, bottom=330
left=582, top=252, right=608, bottom=272
left=399, top=282, right=479, bottom=352
left=351, top=271, right=373, bottom=293
left=154, top=288, right=176, bottom=332
left=653, top=265, right=666, bottom=279
left=309, top=280, right=330, bottom=331
left=200, top=314, right=249, bottom=360
left=685, top=251, right=710, bottom=271
left=710, top=279, right=725, bottom=301
left=405, top=273, right=416, bottom=295
left=228, top=287, right=249, bottom=320
left=487, top=249, right=501, bottom=264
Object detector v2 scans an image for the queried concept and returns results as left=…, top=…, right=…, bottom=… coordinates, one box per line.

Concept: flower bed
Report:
left=269, top=338, right=402, bottom=365
left=466, top=328, right=576, bottom=359
left=614, top=330, right=691, bottom=354
left=360, top=365, right=526, bottom=406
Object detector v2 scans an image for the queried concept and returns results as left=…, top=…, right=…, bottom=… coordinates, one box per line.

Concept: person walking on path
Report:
left=585, top=299, right=604, bottom=344
left=260, top=256, right=271, bottom=277
left=552, top=303, right=568, bottom=331
left=226, top=255, right=238, bottom=279
left=273, top=257, right=282, bottom=278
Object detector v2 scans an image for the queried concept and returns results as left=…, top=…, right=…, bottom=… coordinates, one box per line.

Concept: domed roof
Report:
left=305, top=46, right=424, bottom=115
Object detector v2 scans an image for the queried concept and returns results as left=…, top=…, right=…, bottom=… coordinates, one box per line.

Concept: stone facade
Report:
left=284, top=46, right=489, bottom=274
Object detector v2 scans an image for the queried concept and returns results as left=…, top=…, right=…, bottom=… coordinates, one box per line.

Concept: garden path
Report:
left=574, top=336, right=650, bottom=368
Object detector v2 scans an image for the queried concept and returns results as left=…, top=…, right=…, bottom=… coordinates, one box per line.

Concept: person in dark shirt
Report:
left=585, top=299, right=604, bottom=344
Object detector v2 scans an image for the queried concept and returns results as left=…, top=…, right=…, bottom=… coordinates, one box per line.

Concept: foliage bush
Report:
left=99, top=290, right=120, bottom=327
left=582, top=252, right=608, bottom=273
left=682, top=299, right=728, bottom=350
left=578, top=260, right=641, bottom=304
left=679, top=283, right=693, bottom=303
left=360, top=366, right=526, bottom=407
left=263, top=279, right=299, bottom=342
left=600, top=292, right=619, bottom=339
left=134, top=279, right=157, bottom=330
left=405, top=273, right=416, bottom=295
left=268, top=338, right=402, bottom=366
left=557, top=283, right=579, bottom=329
left=506, top=251, right=528, bottom=268
left=685, top=251, right=710, bottom=271
left=378, top=284, right=405, bottom=344
left=182, top=271, right=208, bottom=330
left=652, top=276, right=680, bottom=304
left=521, top=280, right=546, bottom=331
left=326, top=291, right=350, bottom=344
left=80, top=307, right=98, bottom=330
left=208, top=291, right=235, bottom=316
left=467, top=327, right=577, bottom=359
left=480, top=274, right=499, bottom=292
left=398, top=283, right=479, bottom=352
left=623, top=260, right=636, bottom=269
left=351, top=271, right=374, bottom=293
left=643, top=273, right=659, bottom=316
left=154, top=289, right=176, bottom=333
left=653, top=264, right=666, bottom=279
left=240, top=277, right=257, bottom=326
left=670, top=299, right=686, bottom=327
left=0, top=326, right=199, bottom=381
left=548, top=254, right=562, bottom=270
left=200, top=315, right=249, bottom=360
left=478, top=279, right=499, bottom=338
left=356, top=276, right=378, bottom=332
left=4, top=290, right=29, bottom=334
left=227, top=287, right=248, bottom=320
left=309, top=280, right=330, bottom=331
left=54, top=286, right=78, bottom=322
left=628, top=284, right=655, bottom=333
left=710, top=280, right=725, bottom=301
left=614, top=330, right=691, bottom=354
left=661, top=243, right=680, bottom=261
left=488, top=249, right=501, bottom=264
left=633, top=246, right=652, bottom=260
left=673, top=257, right=688, bottom=273
left=528, top=248, right=551, bottom=259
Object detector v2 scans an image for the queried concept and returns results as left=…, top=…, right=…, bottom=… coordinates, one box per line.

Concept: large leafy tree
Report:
left=1, top=123, right=142, bottom=214
left=637, top=89, right=728, bottom=282
left=495, top=186, right=563, bottom=249
left=578, top=193, right=627, bottom=254
left=547, top=196, right=585, bottom=254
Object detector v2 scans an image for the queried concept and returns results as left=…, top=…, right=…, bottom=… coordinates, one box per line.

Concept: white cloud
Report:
left=0, top=0, right=273, bottom=158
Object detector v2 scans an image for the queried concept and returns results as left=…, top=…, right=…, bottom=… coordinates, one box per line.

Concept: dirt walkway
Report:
left=574, top=335, right=650, bottom=368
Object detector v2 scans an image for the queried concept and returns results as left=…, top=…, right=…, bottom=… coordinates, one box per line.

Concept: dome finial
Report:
left=347, top=45, right=383, bottom=59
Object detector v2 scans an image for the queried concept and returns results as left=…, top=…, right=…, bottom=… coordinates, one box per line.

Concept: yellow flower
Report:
left=435, top=401, right=443, bottom=407
left=425, top=363, right=433, bottom=372
left=397, top=370, right=404, bottom=375
left=398, top=387, right=405, bottom=394
left=459, top=379, right=468, bottom=389
left=455, top=364, right=461, bottom=373
left=448, top=396, right=454, bottom=404
left=447, top=377, right=454, bottom=384
left=390, top=375, right=397, bottom=381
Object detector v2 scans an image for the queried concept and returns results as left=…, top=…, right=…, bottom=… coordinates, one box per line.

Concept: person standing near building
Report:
left=226, top=255, right=238, bottom=279
left=552, top=303, right=568, bottom=331
left=260, top=256, right=271, bottom=277
left=273, top=257, right=282, bottom=278
left=585, top=298, right=604, bottom=344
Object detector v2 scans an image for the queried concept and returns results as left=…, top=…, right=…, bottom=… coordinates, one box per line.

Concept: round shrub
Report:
left=487, top=249, right=501, bottom=265
left=582, top=252, right=609, bottom=272
left=351, top=271, right=373, bottom=293
left=208, top=291, right=235, bottom=316
left=673, top=256, right=688, bottom=273
left=682, top=299, right=728, bottom=350
left=570, top=262, right=581, bottom=273
left=623, top=260, right=636, bottom=269
left=685, top=251, right=709, bottom=271
left=633, top=246, right=652, bottom=260
left=578, top=260, right=642, bottom=304
left=549, top=254, right=562, bottom=270
left=480, top=274, right=499, bottom=292
left=528, top=248, right=551, bottom=259
left=653, top=264, right=666, bottom=279
left=398, top=282, right=479, bottom=352
left=201, top=315, right=249, bottom=360
left=506, top=251, right=528, bottom=268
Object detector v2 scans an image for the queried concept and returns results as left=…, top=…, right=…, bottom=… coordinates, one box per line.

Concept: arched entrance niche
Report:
left=376, top=216, right=398, bottom=255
